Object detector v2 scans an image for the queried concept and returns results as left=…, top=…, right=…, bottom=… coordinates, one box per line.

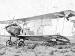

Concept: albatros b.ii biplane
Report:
left=0, top=10, right=75, bottom=47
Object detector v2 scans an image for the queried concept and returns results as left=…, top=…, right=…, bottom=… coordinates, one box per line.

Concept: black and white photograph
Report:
left=0, top=0, right=75, bottom=56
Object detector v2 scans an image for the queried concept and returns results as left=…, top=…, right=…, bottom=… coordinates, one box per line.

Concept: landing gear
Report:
left=6, top=36, right=25, bottom=47
left=6, top=40, right=12, bottom=46
left=6, top=36, right=12, bottom=46
left=18, top=41, right=25, bottom=47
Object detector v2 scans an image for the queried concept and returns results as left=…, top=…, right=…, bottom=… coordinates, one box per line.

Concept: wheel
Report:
left=18, top=41, right=25, bottom=47
left=12, top=41, right=17, bottom=46
left=6, top=40, right=13, bottom=46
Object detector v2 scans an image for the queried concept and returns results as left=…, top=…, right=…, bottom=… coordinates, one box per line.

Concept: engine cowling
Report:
left=5, top=23, right=22, bottom=36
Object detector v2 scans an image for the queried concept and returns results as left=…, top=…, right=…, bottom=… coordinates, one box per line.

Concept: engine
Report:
left=5, top=23, right=22, bottom=36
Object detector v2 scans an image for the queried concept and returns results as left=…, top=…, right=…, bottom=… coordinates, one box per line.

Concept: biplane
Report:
left=0, top=10, right=75, bottom=47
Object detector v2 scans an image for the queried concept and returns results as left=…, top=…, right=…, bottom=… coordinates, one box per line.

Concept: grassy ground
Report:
left=0, top=44, right=75, bottom=56
left=0, top=36, right=75, bottom=56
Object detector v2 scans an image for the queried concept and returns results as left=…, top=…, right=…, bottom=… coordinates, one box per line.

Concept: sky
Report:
left=0, top=0, right=75, bottom=21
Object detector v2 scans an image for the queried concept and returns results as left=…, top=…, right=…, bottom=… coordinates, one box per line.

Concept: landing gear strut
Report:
left=6, top=36, right=12, bottom=46
left=6, top=36, right=25, bottom=47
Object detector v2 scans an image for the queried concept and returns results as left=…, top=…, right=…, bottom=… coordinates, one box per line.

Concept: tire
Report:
left=18, top=41, right=25, bottom=47
left=6, top=40, right=13, bottom=46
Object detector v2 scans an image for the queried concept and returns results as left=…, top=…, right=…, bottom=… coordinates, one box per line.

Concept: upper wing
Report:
left=0, top=10, right=65, bottom=24
left=0, top=10, right=75, bottom=24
